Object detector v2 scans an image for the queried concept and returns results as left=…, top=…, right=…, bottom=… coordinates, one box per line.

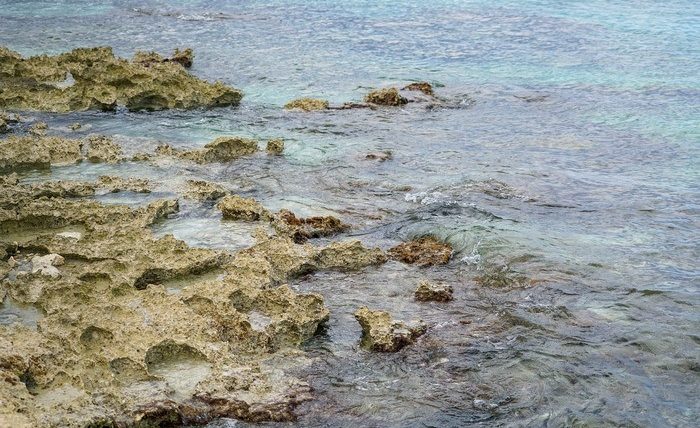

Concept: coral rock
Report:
left=0, top=135, right=83, bottom=172
left=388, top=236, right=452, bottom=266
left=402, top=82, right=434, bottom=96
left=275, top=209, right=350, bottom=243
left=0, top=46, right=241, bottom=112
left=354, top=307, right=426, bottom=352
left=184, top=179, right=228, bottom=201
left=85, top=135, right=124, bottom=163
left=284, top=98, right=329, bottom=111
left=364, top=87, right=407, bottom=106
left=414, top=280, right=453, bottom=302
left=266, top=138, right=285, bottom=155
left=218, top=195, right=271, bottom=221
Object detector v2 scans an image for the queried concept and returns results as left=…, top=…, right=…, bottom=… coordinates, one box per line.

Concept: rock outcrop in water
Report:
left=364, top=87, right=408, bottom=106
left=132, top=47, right=194, bottom=69
left=0, top=46, right=242, bottom=112
left=218, top=195, right=272, bottom=221
left=354, top=307, right=427, bottom=352
left=184, top=179, right=229, bottom=201
left=85, top=135, right=125, bottom=164
left=266, top=138, right=285, bottom=155
left=0, top=135, right=83, bottom=172
left=388, top=236, right=453, bottom=266
left=284, top=98, right=329, bottom=111
left=402, top=81, right=434, bottom=96
left=156, top=136, right=259, bottom=164
left=414, top=280, right=453, bottom=302
left=274, top=209, right=350, bottom=243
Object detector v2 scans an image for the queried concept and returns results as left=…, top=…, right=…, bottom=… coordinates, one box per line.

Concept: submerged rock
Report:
left=218, top=195, right=272, bottom=221
left=402, top=81, right=434, bottom=96
left=184, top=179, right=228, bottom=201
left=274, top=209, right=350, bottom=243
left=414, top=280, right=453, bottom=302
left=284, top=98, right=329, bottom=111
left=364, top=87, right=407, bottom=106
left=0, top=46, right=242, bottom=112
left=388, top=236, right=453, bottom=266
left=85, top=135, right=124, bottom=163
left=159, top=136, right=258, bottom=164
left=266, top=138, right=285, bottom=155
left=354, top=307, right=426, bottom=352
left=364, top=151, right=393, bottom=162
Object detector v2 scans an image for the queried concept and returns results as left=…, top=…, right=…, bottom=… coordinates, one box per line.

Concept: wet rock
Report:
left=30, top=253, right=64, bottom=278
left=284, top=98, right=329, bottom=111
left=85, top=135, right=124, bottom=163
left=218, top=195, right=272, bottom=221
left=97, top=175, right=152, bottom=193
left=414, top=280, right=453, bottom=302
left=0, top=46, right=242, bottom=112
left=475, top=265, right=531, bottom=288
left=160, top=136, right=258, bottom=164
left=184, top=179, right=228, bottom=201
left=68, top=122, right=81, bottom=131
left=0, top=135, right=83, bottom=172
left=133, top=47, right=194, bottom=68
left=315, top=240, right=387, bottom=271
left=274, top=209, right=350, bottom=243
left=266, top=138, right=285, bottom=155
left=364, top=87, right=407, bottom=106
left=388, top=236, right=452, bottom=266
left=354, top=307, right=426, bottom=352
left=402, top=82, right=434, bottom=96
left=27, top=180, right=96, bottom=198
left=28, top=121, right=48, bottom=135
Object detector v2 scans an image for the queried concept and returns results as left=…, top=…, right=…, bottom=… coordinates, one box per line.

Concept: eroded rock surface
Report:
left=218, top=195, right=272, bottom=221
left=157, top=136, right=258, bottom=164
left=364, top=87, right=408, bottom=106
left=266, top=138, right=285, bottom=155
left=402, top=82, right=434, bottom=96
left=86, top=135, right=125, bottom=163
left=0, top=46, right=241, bottom=112
left=274, top=209, right=350, bottom=243
left=354, top=307, right=426, bottom=352
left=0, top=177, right=348, bottom=426
left=184, top=179, right=228, bottom=201
left=284, top=98, right=329, bottom=111
left=414, top=280, right=453, bottom=302
left=388, top=236, right=453, bottom=266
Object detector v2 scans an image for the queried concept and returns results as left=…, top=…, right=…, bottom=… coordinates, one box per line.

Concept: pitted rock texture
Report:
left=274, top=209, right=350, bottom=243
left=86, top=135, right=124, bottom=163
left=402, top=82, right=434, bottom=96
left=414, top=280, right=453, bottom=302
left=184, top=180, right=229, bottom=201
left=354, top=307, right=427, bottom=352
left=266, top=138, right=285, bottom=155
left=0, top=46, right=242, bottom=112
left=157, top=136, right=258, bottom=164
left=218, top=195, right=272, bottom=221
left=388, top=236, right=453, bottom=266
left=284, top=98, right=329, bottom=111
left=364, top=87, right=408, bottom=106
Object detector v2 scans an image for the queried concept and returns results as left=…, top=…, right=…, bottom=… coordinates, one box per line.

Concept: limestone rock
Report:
left=274, top=209, right=350, bottom=243
left=388, top=236, right=452, bottom=266
left=0, top=135, right=83, bottom=172
left=354, top=307, right=426, bottom=352
left=316, top=240, right=387, bottom=271
left=86, top=135, right=124, bottom=163
left=414, top=280, right=453, bottom=302
left=160, top=136, right=258, bottom=164
left=0, top=46, right=242, bottom=112
left=218, top=195, right=271, bottom=221
left=266, top=138, right=285, bottom=155
left=97, top=175, right=152, bottom=193
left=184, top=179, right=228, bottom=201
left=402, top=82, right=434, bottom=96
left=364, top=87, right=407, bottom=106
left=284, top=98, right=329, bottom=111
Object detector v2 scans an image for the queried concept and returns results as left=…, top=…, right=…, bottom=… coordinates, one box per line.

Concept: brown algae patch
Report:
left=0, top=46, right=242, bottom=112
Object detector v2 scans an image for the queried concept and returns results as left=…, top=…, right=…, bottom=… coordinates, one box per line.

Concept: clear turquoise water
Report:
left=1, top=0, right=698, bottom=426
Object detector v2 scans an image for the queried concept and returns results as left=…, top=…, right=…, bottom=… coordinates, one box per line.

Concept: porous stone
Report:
left=184, top=179, right=228, bottom=201
left=266, top=138, right=285, bottom=155
left=284, top=98, right=329, bottom=111
left=354, top=307, right=426, bottom=352
left=218, top=195, right=272, bottom=221
left=0, top=135, right=83, bottom=172
left=388, top=236, right=452, bottom=266
left=402, top=82, right=434, bottom=96
left=274, top=209, right=350, bottom=243
left=414, top=280, right=453, bottom=302
left=85, top=135, right=124, bottom=163
left=364, top=87, right=407, bottom=106
left=0, top=46, right=241, bottom=112
left=97, top=175, right=152, bottom=193
left=159, top=136, right=258, bottom=164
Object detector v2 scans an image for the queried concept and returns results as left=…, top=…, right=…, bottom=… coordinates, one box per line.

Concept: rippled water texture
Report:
left=1, top=0, right=699, bottom=426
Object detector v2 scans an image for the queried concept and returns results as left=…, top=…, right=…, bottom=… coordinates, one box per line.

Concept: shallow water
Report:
left=2, top=0, right=699, bottom=426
